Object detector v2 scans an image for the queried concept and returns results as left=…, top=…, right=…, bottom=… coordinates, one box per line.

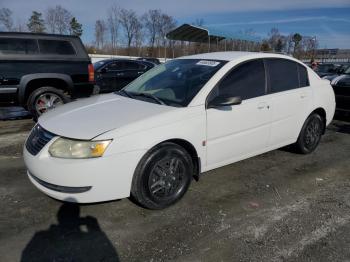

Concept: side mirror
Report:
left=99, top=68, right=107, bottom=74
left=208, top=95, right=242, bottom=109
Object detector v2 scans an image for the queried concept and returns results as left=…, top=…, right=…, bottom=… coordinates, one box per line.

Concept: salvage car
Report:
left=24, top=52, right=336, bottom=209
left=94, top=59, right=155, bottom=93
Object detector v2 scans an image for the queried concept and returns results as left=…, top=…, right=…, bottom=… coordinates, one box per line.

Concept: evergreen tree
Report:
left=27, top=11, right=45, bottom=33
left=69, top=17, right=83, bottom=37
left=275, top=39, right=283, bottom=52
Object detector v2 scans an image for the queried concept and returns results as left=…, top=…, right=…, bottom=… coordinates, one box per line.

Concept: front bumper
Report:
left=23, top=142, right=146, bottom=203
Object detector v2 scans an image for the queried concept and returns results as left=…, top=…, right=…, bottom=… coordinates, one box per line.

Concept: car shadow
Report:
left=21, top=198, right=119, bottom=262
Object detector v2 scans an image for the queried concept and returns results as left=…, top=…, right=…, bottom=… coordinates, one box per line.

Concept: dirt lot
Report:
left=0, top=116, right=349, bottom=262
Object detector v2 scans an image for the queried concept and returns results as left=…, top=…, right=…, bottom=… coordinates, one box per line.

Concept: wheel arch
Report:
left=309, top=107, right=327, bottom=134
left=144, top=138, right=201, bottom=180
left=19, top=74, right=73, bottom=105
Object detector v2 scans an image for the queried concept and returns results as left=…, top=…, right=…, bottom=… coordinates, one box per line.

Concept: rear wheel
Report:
left=294, top=113, right=324, bottom=154
left=131, top=143, right=193, bottom=209
left=27, top=86, right=70, bottom=121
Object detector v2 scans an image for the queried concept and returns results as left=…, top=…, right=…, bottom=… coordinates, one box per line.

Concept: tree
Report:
left=107, top=5, right=120, bottom=54
left=142, top=10, right=162, bottom=51
left=45, top=5, right=72, bottom=34
left=275, top=39, right=283, bottom=52
left=158, top=14, right=176, bottom=57
left=0, top=8, right=13, bottom=31
left=119, top=9, right=140, bottom=54
left=69, top=17, right=83, bottom=36
left=268, top=28, right=281, bottom=51
left=27, top=11, right=46, bottom=33
left=95, top=20, right=107, bottom=49
left=260, top=41, right=271, bottom=51
left=292, top=33, right=302, bottom=53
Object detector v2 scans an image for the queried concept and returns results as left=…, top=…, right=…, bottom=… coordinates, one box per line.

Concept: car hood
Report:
left=38, top=94, right=175, bottom=140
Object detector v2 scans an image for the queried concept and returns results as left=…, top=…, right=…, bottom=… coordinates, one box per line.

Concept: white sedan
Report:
left=24, top=52, right=335, bottom=209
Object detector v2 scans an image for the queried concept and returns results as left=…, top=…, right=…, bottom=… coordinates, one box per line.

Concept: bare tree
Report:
left=159, top=14, right=176, bottom=46
left=95, top=19, right=107, bottom=49
left=0, top=8, right=13, bottom=31
left=107, top=5, right=120, bottom=54
left=133, top=19, right=144, bottom=56
left=45, top=5, right=72, bottom=34
left=158, top=14, right=176, bottom=57
left=14, top=19, right=27, bottom=32
left=119, top=9, right=140, bottom=54
left=142, top=10, right=162, bottom=52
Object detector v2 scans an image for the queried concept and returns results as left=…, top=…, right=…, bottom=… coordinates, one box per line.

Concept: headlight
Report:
left=49, top=137, right=112, bottom=159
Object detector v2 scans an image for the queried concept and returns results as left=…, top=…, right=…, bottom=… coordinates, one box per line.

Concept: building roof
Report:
left=180, top=51, right=290, bottom=62
left=166, top=24, right=260, bottom=43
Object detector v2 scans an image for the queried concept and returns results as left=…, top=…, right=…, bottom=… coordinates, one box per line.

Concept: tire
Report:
left=131, top=142, right=194, bottom=210
left=27, top=86, right=70, bottom=121
left=294, top=113, right=325, bottom=154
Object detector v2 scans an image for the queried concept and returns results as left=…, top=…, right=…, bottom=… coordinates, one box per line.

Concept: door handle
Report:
left=116, top=73, right=124, bottom=77
left=300, top=94, right=307, bottom=99
left=137, top=71, right=144, bottom=75
left=257, top=102, right=267, bottom=109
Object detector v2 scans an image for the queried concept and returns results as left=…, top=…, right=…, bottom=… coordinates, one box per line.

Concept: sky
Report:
left=1, top=0, right=350, bottom=48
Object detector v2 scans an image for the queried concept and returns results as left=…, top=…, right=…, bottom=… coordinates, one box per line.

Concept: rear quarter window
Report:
left=0, top=38, right=39, bottom=55
left=297, top=64, right=310, bottom=87
left=38, top=39, right=76, bottom=55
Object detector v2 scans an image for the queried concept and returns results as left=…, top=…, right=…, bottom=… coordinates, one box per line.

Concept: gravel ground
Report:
left=0, top=116, right=349, bottom=262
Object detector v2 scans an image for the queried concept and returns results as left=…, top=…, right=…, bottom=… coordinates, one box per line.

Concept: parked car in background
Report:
left=24, top=52, right=335, bottom=209
left=314, top=63, right=342, bottom=78
left=94, top=59, right=155, bottom=93
left=323, top=64, right=350, bottom=81
left=326, top=66, right=350, bottom=113
left=0, top=32, right=97, bottom=120
left=137, top=57, right=161, bottom=65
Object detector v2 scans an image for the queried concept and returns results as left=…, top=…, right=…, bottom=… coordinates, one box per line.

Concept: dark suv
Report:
left=0, top=32, right=97, bottom=120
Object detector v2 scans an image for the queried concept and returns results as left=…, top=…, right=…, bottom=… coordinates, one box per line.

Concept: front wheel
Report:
left=131, top=143, right=193, bottom=209
left=294, top=113, right=325, bottom=154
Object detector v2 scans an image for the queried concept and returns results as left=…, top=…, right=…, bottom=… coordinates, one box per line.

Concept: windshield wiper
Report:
left=132, top=93, right=167, bottom=105
left=117, top=89, right=133, bottom=98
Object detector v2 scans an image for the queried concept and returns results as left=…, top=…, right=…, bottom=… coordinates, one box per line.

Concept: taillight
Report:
left=88, top=64, right=94, bottom=82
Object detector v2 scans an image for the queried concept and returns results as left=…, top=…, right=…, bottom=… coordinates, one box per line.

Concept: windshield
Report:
left=121, top=59, right=226, bottom=106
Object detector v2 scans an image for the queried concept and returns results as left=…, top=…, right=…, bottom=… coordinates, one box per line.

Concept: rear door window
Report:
left=0, top=38, right=39, bottom=54
left=38, top=40, right=76, bottom=55
left=266, top=58, right=299, bottom=93
left=123, top=61, right=143, bottom=70
left=106, top=61, right=123, bottom=71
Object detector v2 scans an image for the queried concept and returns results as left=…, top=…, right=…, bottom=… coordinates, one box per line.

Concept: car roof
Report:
left=180, top=51, right=298, bottom=63
left=0, top=31, right=80, bottom=39
left=93, top=58, right=155, bottom=68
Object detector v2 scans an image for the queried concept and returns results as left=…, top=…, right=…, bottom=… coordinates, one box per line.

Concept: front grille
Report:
left=26, top=125, right=56, bottom=156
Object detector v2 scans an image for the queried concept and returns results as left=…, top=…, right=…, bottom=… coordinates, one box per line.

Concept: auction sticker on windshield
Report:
left=196, top=60, right=221, bottom=67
